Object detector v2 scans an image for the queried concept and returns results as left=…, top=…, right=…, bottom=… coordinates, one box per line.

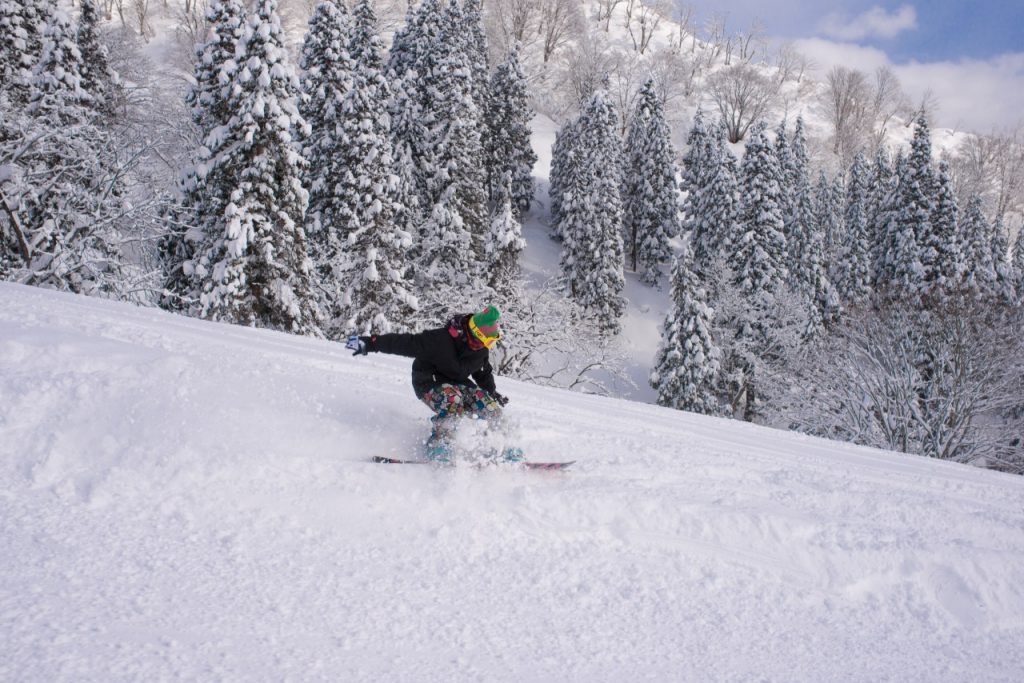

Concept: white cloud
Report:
left=894, top=54, right=1024, bottom=133
left=792, top=37, right=1024, bottom=132
left=792, top=38, right=892, bottom=73
left=819, top=4, right=918, bottom=41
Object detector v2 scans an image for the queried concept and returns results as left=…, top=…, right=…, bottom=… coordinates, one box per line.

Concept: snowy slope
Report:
left=2, top=282, right=1024, bottom=681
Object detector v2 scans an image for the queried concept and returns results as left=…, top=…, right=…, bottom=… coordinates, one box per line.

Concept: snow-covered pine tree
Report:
left=720, top=122, right=790, bottom=419
left=189, top=0, right=320, bottom=335
left=334, top=0, right=418, bottom=336
left=774, top=118, right=796, bottom=225
left=959, top=195, right=996, bottom=297
left=991, top=217, right=1014, bottom=302
left=786, top=118, right=839, bottom=336
left=6, top=5, right=127, bottom=294
left=484, top=185, right=526, bottom=297
left=557, top=89, right=626, bottom=335
left=623, top=88, right=652, bottom=269
left=623, top=79, right=679, bottom=286
left=484, top=47, right=536, bottom=218
left=904, top=114, right=939, bottom=295
left=1012, top=226, right=1024, bottom=303
left=0, top=1, right=28, bottom=105
left=160, top=0, right=246, bottom=312
left=415, top=0, right=488, bottom=282
left=650, top=243, right=721, bottom=413
left=682, top=111, right=731, bottom=279
left=927, top=159, right=961, bottom=295
left=185, top=0, right=246, bottom=134
left=689, top=124, right=739, bottom=289
left=867, top=147, right=896, bottom=287
left=548, top=117, right=580, bottom=241
left=75, top=0, right=119, bottom=117
left=680, top=109, right=713, bottom=250
left=387, top=0, right=442, bottom=207
left=834, top=152, right=872, bottom=307
left=0, top=0, right=48, bottom=105
left=880, top=152, right=926, bottom=297
left=814, top=170, right=845, bottom=265
left=460, top=0, right=490, bottom=114
left=729, top=123, right=788, bottom=297
left=298, top=0, right=354, bottom=318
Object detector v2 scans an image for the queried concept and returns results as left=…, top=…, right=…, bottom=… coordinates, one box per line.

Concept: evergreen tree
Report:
left=485, top=47, right=536, bottom=218
left=298, top=0, right=354, bottom=316
left=334, top=0, right=418, bottom=336
left=557, top=89, right=626, bottom=335
left=683, top=111, right=737, bottom=279
left=680, top=109, right=714, bottom=247
left=548, top=117, right=580, bottom=240
left=867, top=147, right=896, bottom=287
left=387, top=0, right=443, bottom=208
left=390, top=0, right=487, bottom=284
left=991, top=217, right=1013, bottom=301
left=786, top=119, right=839, bottom=335
left=188, top=0, right=319, bottom=334
left=927, top=159, right=961, bottom=294
left=959, top=195, right=996, bottom=296
left=484, top=188, right=525, bottom=296
left=459, top=0, right=490, bottom=113
left=814, top=170, right=844, bottom=264
left=161, top=0, right=247, bottom=311
left=835, top=152, right=872, bottom=306
left=773, top=118, right=796, bottom=227
left=729, top=123, right=788, bottom=297
left=690, top=124, right=739, bottom=284
left=623, top=80, right=679, bottom=285
left=904, top=114, right=938, bottom=293
left=6, top=6, right=126, bottom=294
left=75, top=0, right=119, bottom=116
left=721, top=123, right=789, bottom=419
left=185, top=0, right=246, bottom=133
left=882, top=152, right=926, bottom=296
left=1011, top=226, right=1024, bottom=303
left=0, top=0, right=48, bottom=104
left=651, top=244, right=721, bottom=413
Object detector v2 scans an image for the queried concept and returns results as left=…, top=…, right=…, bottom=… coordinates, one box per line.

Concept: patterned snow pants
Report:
left=420, top=383, right=502, bottom=442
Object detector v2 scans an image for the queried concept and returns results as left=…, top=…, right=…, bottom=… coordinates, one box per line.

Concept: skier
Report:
left=345, top=305, right=516, bottom=461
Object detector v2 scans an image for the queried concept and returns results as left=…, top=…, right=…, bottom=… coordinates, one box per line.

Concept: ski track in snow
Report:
left=2, top=283, right=1024, bottom=682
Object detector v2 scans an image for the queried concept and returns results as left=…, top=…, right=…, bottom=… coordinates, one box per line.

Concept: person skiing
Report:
left=345, top=305, right=515, bottom=461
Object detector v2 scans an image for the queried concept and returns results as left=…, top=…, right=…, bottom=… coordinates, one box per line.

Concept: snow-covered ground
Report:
left=2, top=282, right=1023, bottom=681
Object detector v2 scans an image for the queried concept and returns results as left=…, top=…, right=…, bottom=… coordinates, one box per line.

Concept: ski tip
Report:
left=524, top=461, right=575, bottom=470
left=371, top=455, right=431, bottom=464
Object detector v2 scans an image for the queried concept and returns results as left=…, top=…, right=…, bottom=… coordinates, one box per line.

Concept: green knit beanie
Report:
left=470, top=305, right=501, bottom=342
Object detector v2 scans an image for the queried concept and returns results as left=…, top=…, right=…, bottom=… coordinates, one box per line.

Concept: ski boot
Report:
left=424, top=431, right=453, bottom=464
left=500, top=446, right=525, bottom=463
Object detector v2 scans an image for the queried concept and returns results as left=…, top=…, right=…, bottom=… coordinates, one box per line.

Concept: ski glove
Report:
left=492, top=391, right=509, bottom=407
left=346, top=335, right=368, bottom=356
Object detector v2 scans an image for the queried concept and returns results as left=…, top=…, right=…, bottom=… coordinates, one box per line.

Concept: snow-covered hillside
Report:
left=2, top=282, right=1023, bottom=681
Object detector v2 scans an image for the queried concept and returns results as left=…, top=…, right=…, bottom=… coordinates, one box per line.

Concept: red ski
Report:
left=371, top=455, right=574, bottom=470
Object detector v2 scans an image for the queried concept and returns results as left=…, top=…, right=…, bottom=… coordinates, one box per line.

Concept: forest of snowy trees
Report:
left=1, top=0, right=1022, bottom=473
left=651, top=111, right=1024, bottom=472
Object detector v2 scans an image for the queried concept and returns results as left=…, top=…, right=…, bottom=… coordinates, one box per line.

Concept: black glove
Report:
left=492, top=391, right=509, bottom=407
left=345, top=335, right=368, bottom=356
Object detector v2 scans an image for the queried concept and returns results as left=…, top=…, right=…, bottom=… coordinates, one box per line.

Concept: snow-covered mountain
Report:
left=2, top=281, right=1023, bottom=681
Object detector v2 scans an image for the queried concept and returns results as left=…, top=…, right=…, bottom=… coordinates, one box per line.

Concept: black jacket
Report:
left=361, top=315, right=496, bottom=399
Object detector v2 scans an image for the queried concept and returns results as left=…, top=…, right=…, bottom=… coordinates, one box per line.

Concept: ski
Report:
left=371, top=455, right=574, bottom=470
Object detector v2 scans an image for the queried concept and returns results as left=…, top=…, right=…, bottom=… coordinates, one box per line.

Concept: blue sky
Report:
left=689, top=1, right=1022, bottom=61
left=685, top=1, right=1024, bottom=130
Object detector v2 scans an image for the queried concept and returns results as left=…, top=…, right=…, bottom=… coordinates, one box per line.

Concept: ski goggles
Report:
left=468, top=317, right=501, bottom=349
